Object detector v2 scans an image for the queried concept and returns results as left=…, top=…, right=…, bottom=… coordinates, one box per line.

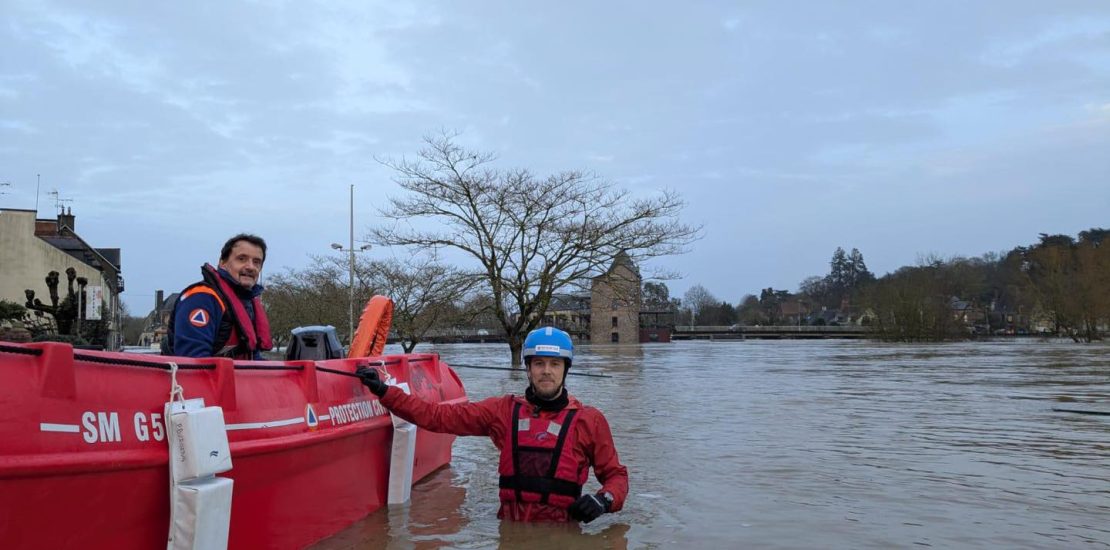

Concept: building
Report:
left=537, top=254, right=674, bottom=343
left=0, top=208, right=124, bottom=349
left=590, top=251, right=642, bottom=344
left=541, top=292, right=592, bottom=340
left=137, top=289, right=179, bottom=348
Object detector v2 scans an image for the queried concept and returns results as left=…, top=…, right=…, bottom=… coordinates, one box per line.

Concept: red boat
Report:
left=0, top=341, right=466, bottom=549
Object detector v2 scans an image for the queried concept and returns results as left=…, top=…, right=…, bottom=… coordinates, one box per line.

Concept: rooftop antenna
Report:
left=0, top=181, right=10, bottom=197
left=48, top=189, right=73, bottom=214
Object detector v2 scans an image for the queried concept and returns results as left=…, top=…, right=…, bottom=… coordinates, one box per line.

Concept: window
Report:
left=611, top=332, right=619, bottom=343
left=611, top=316, right=618, bottom=328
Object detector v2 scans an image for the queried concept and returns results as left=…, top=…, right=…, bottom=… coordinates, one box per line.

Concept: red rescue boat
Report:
left=0, top=341, right=466, bottom=549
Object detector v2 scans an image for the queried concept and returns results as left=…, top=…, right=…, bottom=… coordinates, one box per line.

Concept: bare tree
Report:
left=371, top=133, right=700, bottom=365
left=682, top=284, right=717, bottom=326
left=264, top=258, right=358, bottom=348
left=366, top=256, right=474, bottom=352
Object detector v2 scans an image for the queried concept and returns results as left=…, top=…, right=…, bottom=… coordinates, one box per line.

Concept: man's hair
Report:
left=220, top=233, right=267, bottom=263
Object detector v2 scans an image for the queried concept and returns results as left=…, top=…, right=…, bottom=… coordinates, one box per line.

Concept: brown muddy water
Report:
left=313, top=340, right=1110, bottom=549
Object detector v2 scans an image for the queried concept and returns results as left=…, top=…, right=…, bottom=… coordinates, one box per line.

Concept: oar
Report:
left=1052, top=405, right=1110, bottom=416
left=448, top=363, right=612, bottom=379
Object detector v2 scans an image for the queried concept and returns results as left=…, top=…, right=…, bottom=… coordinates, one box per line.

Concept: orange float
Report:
left=348, top=295, right=394, bottom=357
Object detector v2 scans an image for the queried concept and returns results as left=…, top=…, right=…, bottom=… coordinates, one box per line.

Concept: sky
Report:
left=2, top=1, right=1109, bottom=315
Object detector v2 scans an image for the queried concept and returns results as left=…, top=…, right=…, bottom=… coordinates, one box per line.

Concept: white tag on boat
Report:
left=547, top=422, right=561, bottom=436
left=517, top=418, right=530, bottom=431
left=165, top=398, right=232, bottom=482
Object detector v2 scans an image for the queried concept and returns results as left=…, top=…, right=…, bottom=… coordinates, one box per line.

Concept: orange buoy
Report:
left=348, top=295, right=394, bottom=357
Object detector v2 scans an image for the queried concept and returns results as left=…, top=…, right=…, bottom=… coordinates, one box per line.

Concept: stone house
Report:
left=590, top=251, right=641, bottom=344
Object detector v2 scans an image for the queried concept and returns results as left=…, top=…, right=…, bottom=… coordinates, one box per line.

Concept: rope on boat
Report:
left=168, top=362, right=185, bottom=404
left=74, top=352, right=214, bottom=370
left=234, top=365, right=303, bottom=371
left=0, top=343, right=43, bottom=356
left=448, top=363, right=613, bottom=378
left=3, top=344, right=574, bottom=382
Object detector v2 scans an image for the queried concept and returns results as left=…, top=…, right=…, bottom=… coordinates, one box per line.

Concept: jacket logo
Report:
left=188, top=308, right=210, bottom=327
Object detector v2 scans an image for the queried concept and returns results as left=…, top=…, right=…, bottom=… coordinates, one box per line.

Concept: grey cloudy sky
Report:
left=3, top=1, right=1109, bottom=314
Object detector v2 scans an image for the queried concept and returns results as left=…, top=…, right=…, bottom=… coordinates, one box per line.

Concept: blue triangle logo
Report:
left=305, top=404, right=319, bottom=428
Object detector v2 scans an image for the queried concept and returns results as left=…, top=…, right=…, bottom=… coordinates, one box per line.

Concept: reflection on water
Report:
left=314, top=340, right=1110, bottom=549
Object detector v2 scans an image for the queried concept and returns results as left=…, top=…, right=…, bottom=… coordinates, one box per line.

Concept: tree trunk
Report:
left=403, top=339, right=417, bottom=353
left=508, top=334, right=524, bottom=366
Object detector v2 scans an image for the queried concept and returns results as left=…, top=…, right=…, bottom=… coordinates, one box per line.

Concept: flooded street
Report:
left=315, top=340, right=1110, bottom=549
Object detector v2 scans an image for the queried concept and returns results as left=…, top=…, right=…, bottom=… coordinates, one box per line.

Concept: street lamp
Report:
left=331, top=184, right=371, bottom=343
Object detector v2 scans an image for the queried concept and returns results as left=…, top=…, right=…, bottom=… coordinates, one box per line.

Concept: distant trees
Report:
left=365, top=257, right=474, bottom=352
left=681, top=284, right=715, bottom=325
left=806, top=247, right=875, bottom=309
left=862, top=262, right=966, bottom=341
left=735, top=294, right=763, bottom=325
left=670, top=284, right=737, bottom=326
left=263, top=254, right=472, bottom=351
left=264, top=258, right=354, bottom=349
left=371, top=133, right=699, bottom=364
left=642, top=281, right=676, bottom=312
left=1018, top=230, right=1109, bottom=342
left=758, top=288, right=791, bottom=325
left=663, top=231, right=1107, bottom=343
left=0, top=300, right=25, bottom=322
left=118, top=302, right=146, bottom=345
left=856, top=228, right=1109, bottom=342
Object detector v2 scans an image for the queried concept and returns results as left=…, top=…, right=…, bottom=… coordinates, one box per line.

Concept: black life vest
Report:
left=497, top=401, right=584, bottom=509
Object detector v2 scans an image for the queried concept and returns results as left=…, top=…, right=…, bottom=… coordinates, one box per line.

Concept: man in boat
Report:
left=161, top=233, right=272, bottom=360
left=357, top=326, right=628, bottom=523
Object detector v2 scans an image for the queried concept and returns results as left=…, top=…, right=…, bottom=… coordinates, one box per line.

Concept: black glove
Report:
left=355, top=367, right=387, bottom=397
left=568, top=493, right=610, bottom=523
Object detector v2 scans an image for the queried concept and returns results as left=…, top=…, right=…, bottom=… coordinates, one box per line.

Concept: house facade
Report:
left=0, top=208, right=124, bottom=349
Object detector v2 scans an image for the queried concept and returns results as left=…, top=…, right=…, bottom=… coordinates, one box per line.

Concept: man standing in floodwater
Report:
left=357, top=326, right=629, bottom=523
left=162, top=233, right=273, bottom=360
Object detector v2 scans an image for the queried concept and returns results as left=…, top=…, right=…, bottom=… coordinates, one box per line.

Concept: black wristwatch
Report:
left=599, top=492, right=614, bottom=511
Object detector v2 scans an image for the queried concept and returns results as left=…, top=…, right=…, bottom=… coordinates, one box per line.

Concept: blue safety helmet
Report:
left=522, top=326, right=573, bottom=370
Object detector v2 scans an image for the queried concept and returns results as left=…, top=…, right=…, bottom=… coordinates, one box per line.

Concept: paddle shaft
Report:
left=1052, top=406, right=1110, bottom=416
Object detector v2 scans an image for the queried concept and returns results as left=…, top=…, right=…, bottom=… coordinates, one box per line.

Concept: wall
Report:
left=590, top=260, right=641, bottom=344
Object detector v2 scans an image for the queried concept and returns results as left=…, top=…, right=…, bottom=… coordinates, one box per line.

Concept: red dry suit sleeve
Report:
left=379, top=386, right=505, bottom=437
left=581, top=407, right=629, bottom=512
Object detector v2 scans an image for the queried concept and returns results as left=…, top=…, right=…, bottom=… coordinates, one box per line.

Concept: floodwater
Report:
left=314, top=340, right=1110, bottom=549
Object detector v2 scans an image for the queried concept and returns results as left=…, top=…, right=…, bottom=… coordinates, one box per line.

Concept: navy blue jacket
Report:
left=166, top=267, right=266, bottom=359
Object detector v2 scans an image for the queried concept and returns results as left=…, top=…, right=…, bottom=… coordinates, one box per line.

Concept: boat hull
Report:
left=0, top=342, right=464, bottom=549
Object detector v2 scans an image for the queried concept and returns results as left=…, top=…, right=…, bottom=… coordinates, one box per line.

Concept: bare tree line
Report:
left=260, top=133, right=699, bottom=360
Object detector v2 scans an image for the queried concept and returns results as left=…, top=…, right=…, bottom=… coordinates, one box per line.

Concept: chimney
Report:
left=155, top=290, right=164, bottom=312
left=58, top=207, right=75, bottom=232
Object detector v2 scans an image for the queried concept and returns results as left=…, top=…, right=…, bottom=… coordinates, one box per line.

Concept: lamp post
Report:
left=331, top=184, right=370, bottom=343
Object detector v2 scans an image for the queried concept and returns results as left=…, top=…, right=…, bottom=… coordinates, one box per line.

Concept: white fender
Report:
left=386, top=381, right=416, bottom=505
left=165, top=365, right=234, bottom=550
